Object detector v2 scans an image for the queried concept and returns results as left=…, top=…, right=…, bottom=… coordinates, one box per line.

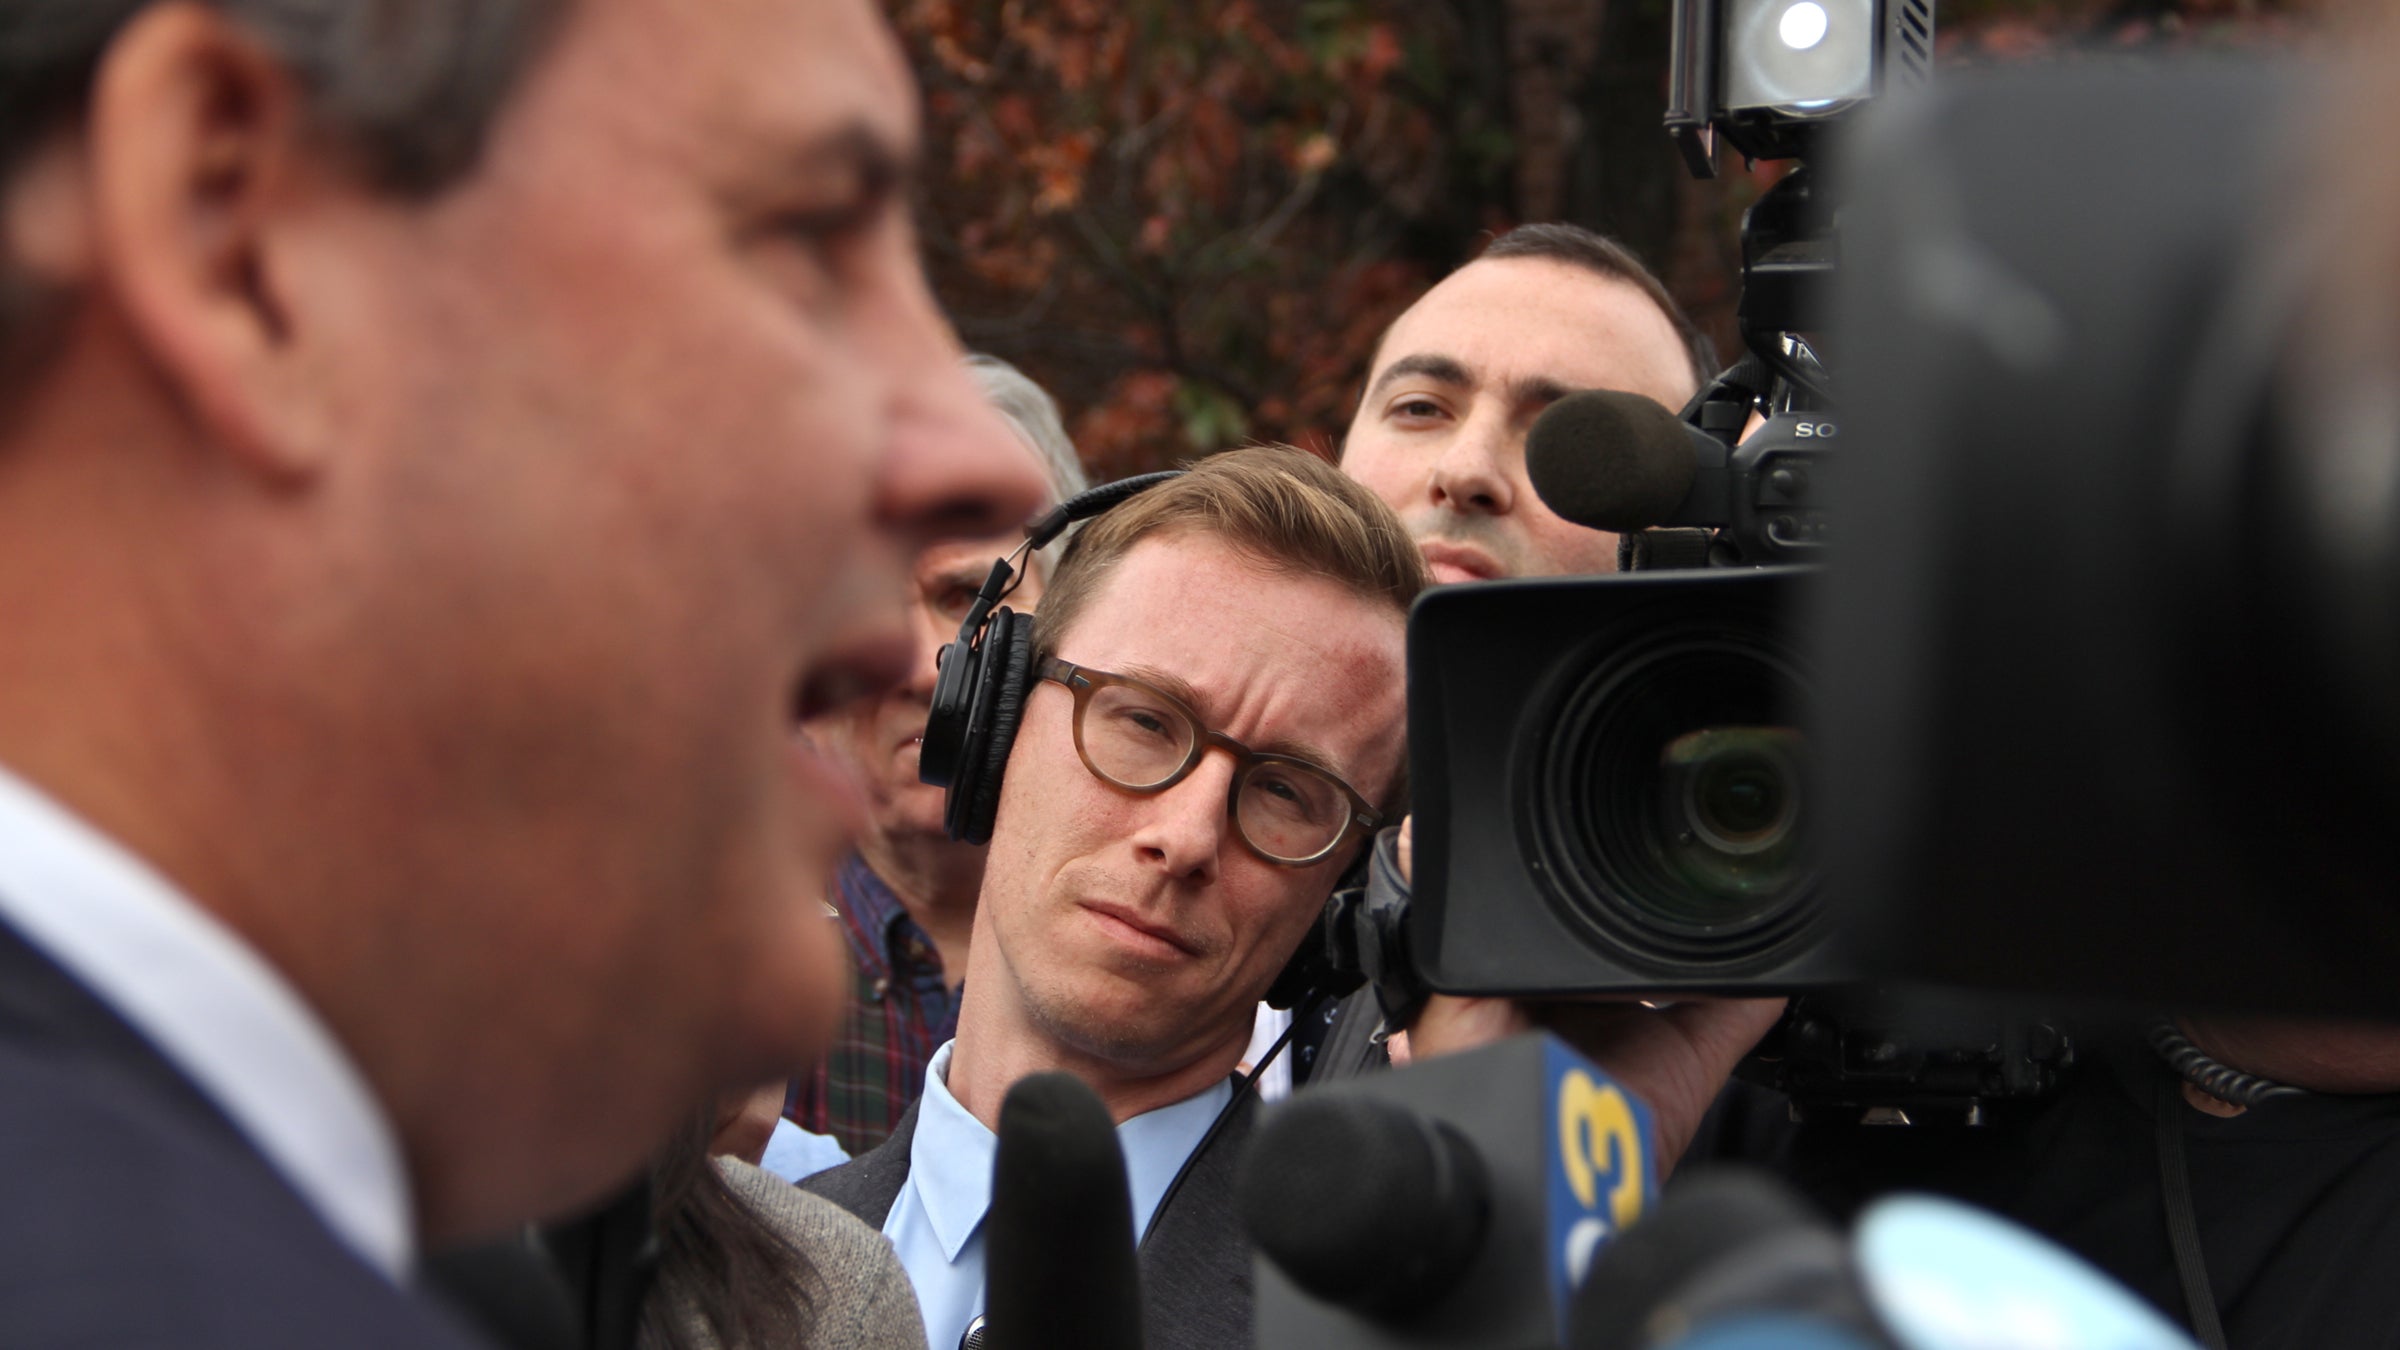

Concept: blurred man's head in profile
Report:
left=1341, top=224, right=1713, bottom=582
left=0, top=0, right=1045, bottom=1240
left=806, top=355, right=1089, bottom=865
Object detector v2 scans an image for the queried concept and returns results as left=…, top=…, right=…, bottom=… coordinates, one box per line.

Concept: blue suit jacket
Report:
left=0, top=914, right=495, bottom=1348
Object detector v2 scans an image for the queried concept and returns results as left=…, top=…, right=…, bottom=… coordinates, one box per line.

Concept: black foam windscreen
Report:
left=984, top=1073, right=1146, bottom=1350
left=1525, top=390, right=1704, bottom=533
left=1236, top=1094, right=1490, bottom=1318
left=1246, top=1033, right=1663, bottom=1349
left=1567, top=1168, right=1830, bottom=1350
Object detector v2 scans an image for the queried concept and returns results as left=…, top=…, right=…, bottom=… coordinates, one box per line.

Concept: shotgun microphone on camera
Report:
left=1525, top=389, right=1830, bottom=564
left=1526, top=390, right=1715, bottom=534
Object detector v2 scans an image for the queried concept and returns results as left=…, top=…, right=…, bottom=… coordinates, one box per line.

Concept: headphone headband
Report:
left=1023, top=471, right=1185, bottom=552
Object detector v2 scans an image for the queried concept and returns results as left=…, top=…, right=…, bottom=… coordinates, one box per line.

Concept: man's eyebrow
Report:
left=1363, top=352, right=1473, bottom=405
left=1505, top=373, right=1575, bottom=414
left=924, top=558, right=995, bottom=587
left=1120, top=663, right=1349, bottom=781
left=792, top=120, right=917, bottom=206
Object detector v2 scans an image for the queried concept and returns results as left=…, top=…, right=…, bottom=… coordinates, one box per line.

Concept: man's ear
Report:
left=84, top=2, right=343, bottom=479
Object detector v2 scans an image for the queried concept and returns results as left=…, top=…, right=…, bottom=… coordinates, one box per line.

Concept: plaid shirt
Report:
left=784, top=851, right=961, bottom=1157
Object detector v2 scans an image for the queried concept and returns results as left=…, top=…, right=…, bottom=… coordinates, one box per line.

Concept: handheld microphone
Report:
left=1241, top=1033, right=1659, bottom=1349
left=983, top=1072, right=1146, bottom=1350
left=1569, top=1168, right=1882, bottom=1350
left=1569, top=1170, right=2201, bottom=1350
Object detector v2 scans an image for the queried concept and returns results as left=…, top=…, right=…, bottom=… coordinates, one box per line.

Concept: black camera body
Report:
left=1675, top=408, right=1835, bottom=565
left=1392, top=0, right=1891, bottom=1011
left=1395, top=71, right=2071, bottom=1094
left=1407, top=567, right=1844, bottom=996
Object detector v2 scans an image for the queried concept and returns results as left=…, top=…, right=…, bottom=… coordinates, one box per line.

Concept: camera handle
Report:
left=1323, top=827, right=1432, bottom=1033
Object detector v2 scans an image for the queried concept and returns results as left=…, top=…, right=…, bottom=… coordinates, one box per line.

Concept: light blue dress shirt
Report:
left=884, top=1040, right=1234, bottom=1350
left=758, top=1118, right=851, bottom=1183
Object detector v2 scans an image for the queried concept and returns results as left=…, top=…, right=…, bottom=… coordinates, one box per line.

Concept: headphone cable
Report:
left=1136, top=995, right=1309, bottom=1251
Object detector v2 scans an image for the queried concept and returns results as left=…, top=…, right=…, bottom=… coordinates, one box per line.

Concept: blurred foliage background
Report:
left=892, top=0, right=2322, bottom=476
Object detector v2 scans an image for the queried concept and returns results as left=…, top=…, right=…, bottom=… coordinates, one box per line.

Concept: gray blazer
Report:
left=802, top=1090, right=1258, bottom=1350
left=644, top=1159, right=925, bottom=1350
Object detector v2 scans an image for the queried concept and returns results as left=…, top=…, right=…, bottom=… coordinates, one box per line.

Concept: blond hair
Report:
left=1034, top=444, right=1426, bottom=655
left=1032, top=445, right=1427, bottom=810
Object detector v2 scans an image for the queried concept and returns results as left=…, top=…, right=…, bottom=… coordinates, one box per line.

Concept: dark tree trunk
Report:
left=1564, top=0, right=1687, bottom=275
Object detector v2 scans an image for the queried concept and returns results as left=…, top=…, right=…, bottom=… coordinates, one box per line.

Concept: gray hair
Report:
left=965, top=354, right=1087, bottom=578
left=0, top=0, right=569, bottom=191
left=966, top=353, right=1087, bottom=506
left=0, top=0, right=570, bottom=401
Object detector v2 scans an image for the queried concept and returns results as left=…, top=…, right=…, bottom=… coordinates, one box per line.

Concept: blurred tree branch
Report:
left=895, top=0, right=2322, bottom=475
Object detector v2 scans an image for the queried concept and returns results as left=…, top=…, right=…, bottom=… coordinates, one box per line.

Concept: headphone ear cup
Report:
left=919, top=631, right=978, bottom=792
left=944, top=607, right=1037, bottom=846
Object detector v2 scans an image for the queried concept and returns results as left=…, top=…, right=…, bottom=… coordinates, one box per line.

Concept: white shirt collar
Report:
left=0, top=764, right=414, bottom=1280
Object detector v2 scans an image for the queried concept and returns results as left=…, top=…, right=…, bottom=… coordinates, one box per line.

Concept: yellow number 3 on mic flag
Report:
left=1545, top=1039, right=1659, bottom=1337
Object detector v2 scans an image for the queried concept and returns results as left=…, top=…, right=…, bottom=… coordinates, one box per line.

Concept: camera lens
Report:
left=1665, top=726, right=1805, bottom=890
left=1690, top=745, right=1787, bottom=847
left=1527, top=621, right=1817, bottom=975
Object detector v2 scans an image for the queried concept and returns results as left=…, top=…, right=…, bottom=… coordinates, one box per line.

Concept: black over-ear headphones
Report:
left=916, top=469, right=1370, bottom=1013
left=919, top=471, right=1181, bottom=845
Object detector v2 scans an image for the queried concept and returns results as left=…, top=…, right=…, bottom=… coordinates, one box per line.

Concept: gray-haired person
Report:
left=787, top=354, right=1089, bottom=1159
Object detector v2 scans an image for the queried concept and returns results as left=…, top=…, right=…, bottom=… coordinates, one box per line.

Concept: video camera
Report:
left=1363, top=0, right=2400, bottom=1050
left=1375, top=0, right=1922, bottom=1041
left=1822, top=57, right=2400, bottom=1021
left=1245, top=11, right=2400, bottom=1349
left=1397, top=0, right=1915, bottom=1015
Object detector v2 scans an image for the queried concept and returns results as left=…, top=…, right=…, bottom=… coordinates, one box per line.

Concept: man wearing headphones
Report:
left=780, top=355, right=1091, bottom=1164
left=805, top=445, right=1425, bottom=1350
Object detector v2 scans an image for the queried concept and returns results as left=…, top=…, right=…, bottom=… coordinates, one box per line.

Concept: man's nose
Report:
left=1427, top=410, right=1517, bottom=516
left=864, top=238, right=1049, bottom=552
left=1130, top=753, right=1237, bottom=884
left=899, top=600, right=954, bottom=701
left=877, top=364, right=1048, bottom=554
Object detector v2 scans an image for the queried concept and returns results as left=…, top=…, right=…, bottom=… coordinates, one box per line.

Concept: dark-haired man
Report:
left=1323, top=225, right=1779, bottom=1096
left=0, top=1, right=1042, bottom=1345
left=1340, top=222, right=1716, bottom=583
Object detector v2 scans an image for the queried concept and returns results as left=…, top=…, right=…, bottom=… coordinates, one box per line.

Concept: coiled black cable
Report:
left=2147, top=1018, right=2305, bottom=1107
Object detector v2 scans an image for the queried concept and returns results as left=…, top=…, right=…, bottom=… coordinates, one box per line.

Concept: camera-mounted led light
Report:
left=1779, top=2, right=1829, bottom=50
left=1723, top=0, right=1874, bottom=115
